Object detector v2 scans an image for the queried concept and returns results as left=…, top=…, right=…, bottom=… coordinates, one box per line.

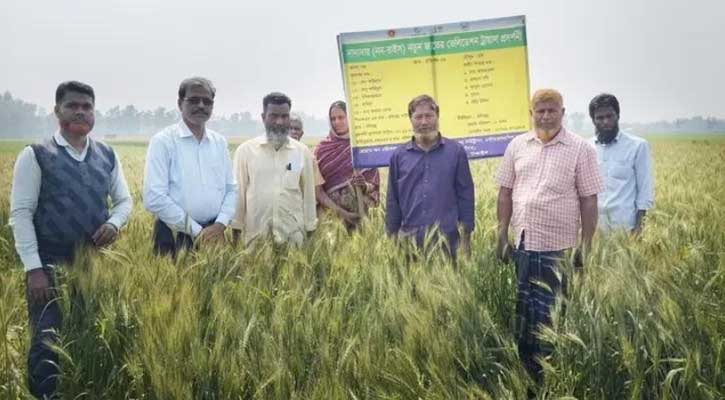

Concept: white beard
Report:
left=266, top=128, right=289, bottom=149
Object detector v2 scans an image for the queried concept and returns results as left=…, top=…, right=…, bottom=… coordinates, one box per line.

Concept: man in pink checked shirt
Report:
left=495, top=88, right=603, bottom=382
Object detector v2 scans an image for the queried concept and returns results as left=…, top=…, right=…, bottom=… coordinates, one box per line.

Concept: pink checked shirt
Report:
left=496, top=129, right=603, bottom=251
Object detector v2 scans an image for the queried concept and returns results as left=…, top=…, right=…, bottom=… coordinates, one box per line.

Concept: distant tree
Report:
left=297, top=112, right=329, bottom=137
left=1, top=91, right=722, bottom=138
left=209, top=111, right=261, bottom=137
left=0, top=91, right=50, bottom=137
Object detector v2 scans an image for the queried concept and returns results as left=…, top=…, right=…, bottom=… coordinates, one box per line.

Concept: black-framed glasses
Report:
left=184, top=97, right=214, bottom=106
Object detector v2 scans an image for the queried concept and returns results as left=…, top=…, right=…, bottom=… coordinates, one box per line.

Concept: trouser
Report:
left=27, top=240, right=98, bottom=398
left=401, top=229, right=459, bottom=261
left=512, top=235, right=567, bottom=381
left=152, top=219, right=215, bottom=258
left=26, top=266, right=63, bottom=399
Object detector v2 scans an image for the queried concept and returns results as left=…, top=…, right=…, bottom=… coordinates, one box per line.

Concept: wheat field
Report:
left=0, top=136, right=723, bottom=399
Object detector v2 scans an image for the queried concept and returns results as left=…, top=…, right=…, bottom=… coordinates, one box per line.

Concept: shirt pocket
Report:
left=396, top=165, right=413, bottom=187
left=395, top=156, right=423, bottom=188
left=543, top=166, right=576, bottom=195
left=609, top=161, right=632, bottom=181
left=284, top=169, right=301, bottom=191
left=513, top=148, right=539, bottom=178
left=168, top=155, right=182, bottom=185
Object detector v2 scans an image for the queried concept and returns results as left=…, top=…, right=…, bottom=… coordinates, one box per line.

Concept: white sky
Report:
left=1, top=0, right=723, bottom=123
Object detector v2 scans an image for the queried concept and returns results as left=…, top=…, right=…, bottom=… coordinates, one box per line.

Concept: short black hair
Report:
left=55, top=81, right=95, bottom=104
left=178, top=77, right=216, bottom=100
left=589, top=93, right=620, bottom=119
left=263, top=92, right=292, bottom=113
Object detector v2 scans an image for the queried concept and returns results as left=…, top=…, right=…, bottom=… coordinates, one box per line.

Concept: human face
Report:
left=55, top=91, right=95, bottom=136
left=592, top=106, right=619, bottom=136
left=289, top=119, right=304, bottom=140
left=178, top=85, right=214, bottom=128
left=262, top=102, right=291, bottom=147
left=531, top=100, right=564, bottom=135
left=263, top=103, right=291, bottom=134
left=410, top=103, right=439, bottom=139
left=329, top=107, right=348, bottom=135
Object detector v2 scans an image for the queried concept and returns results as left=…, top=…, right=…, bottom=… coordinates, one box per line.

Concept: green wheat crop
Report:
left=0, top=136, right=723, bottom=399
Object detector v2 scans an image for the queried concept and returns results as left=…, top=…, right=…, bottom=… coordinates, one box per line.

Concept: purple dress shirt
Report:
left=385, top=135, right=475, bottom=254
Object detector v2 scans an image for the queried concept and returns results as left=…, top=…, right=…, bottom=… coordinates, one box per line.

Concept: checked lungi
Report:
left=513, top=235, right=568, bottom=379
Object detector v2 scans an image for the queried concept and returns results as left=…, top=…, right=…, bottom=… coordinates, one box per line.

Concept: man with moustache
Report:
left=9, top=81, right=133, bottom=398
left=589, top=93, right=654, bottom=235
left=495, top=89, right=603, bottom=381
left=231, top=92, right=317, bottom=247
left=144, top=77, right=237, bottom=257
left=385, top=94, right=475, bottom=259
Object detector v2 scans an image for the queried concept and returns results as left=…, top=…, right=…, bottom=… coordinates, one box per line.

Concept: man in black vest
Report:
left=9, top=81, right=132, bottom=399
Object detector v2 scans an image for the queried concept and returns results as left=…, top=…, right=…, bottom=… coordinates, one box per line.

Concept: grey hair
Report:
left=289, top=113, right=303, bottom=125
left=178, top=77, right=216, bottom=100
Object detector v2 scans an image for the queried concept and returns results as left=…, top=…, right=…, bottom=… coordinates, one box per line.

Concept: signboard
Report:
left=338, top=15, right=531, bottom=167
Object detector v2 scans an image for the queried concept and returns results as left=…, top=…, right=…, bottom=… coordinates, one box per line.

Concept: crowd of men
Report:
left=9, top=78, right=654, bottom=398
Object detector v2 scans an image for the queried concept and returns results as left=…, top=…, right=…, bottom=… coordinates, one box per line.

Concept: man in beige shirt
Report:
left=231, top=92, right=317, bottom=247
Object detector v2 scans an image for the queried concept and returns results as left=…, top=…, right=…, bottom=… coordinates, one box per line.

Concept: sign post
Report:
left=338, top=15, right=531, bottom=168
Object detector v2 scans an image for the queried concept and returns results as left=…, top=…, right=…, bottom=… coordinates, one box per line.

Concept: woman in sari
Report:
left=314, top=101, right=380, bottom=229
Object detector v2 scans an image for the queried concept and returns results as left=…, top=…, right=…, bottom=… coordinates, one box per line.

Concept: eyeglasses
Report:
left=184, top=97, right=214, bottom=106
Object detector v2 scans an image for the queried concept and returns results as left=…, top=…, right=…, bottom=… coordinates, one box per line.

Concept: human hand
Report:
left=572, top=247, right=584, bottom=270
left=197, top=223, right=226, bottom=247
left=350, top=173, right=367, bottom=189
left=496, top=236, right=513, bottom=263
left=232, top=229, right=242, bottom=246
left=92, top=223, right=119, bottom=247
left=338, top=209, right=361, bottom=225
left=26, top=269, right=51, bottom=305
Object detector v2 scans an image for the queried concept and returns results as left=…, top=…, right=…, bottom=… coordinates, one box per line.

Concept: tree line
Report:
left=0, top=91, right=329, bottom=138
left=565, top=111, right=725, bottom=135
left=1, top=91, right=724, bottom=139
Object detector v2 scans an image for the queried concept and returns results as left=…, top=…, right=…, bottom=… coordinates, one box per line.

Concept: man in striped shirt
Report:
left=495, top=88, right=603, bottom=381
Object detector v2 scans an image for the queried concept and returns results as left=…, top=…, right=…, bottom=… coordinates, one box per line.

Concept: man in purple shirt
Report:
left=385, top=94, right=475, bottom=259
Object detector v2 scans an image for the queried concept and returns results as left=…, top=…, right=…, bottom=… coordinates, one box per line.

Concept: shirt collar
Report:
left=405, top=133, right=446, bottom=152
left=526, top=128, right=573, bottom=146
left=595, top=130, right=621, bottom=145
left=54, top=130, right=90, bottom=155
left=258, top=134, right=294, bottom=150
left=178, top=120, right=209, bottom=141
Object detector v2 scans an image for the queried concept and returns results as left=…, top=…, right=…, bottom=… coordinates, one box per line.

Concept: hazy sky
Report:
left=1, top=0, right=723, bottom=124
